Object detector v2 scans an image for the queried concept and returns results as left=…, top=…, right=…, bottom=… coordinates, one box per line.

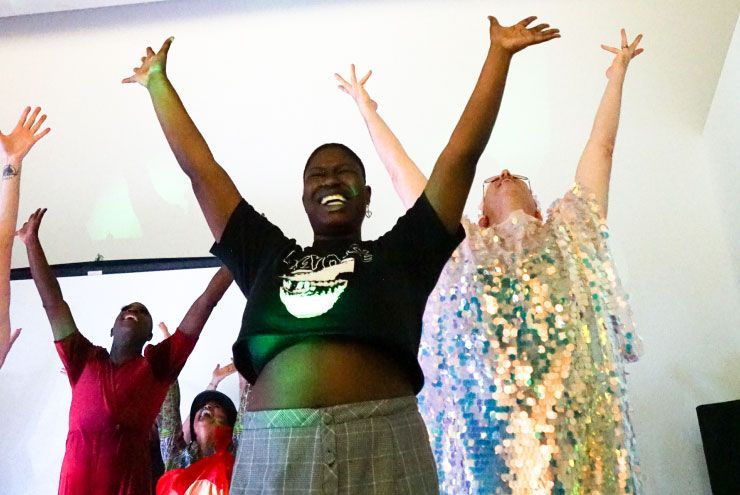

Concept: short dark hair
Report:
left=304, top=143, right=366, bottom=180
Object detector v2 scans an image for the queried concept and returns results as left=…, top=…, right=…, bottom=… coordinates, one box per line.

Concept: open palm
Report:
left=0, top=107, right=50, bottom=165
left=489, top=15, right=560, bottom=54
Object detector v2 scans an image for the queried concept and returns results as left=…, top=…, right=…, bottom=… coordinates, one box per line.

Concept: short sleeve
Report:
left=379, top=192, right=465, bottom=286
left=144, top=329, right=199, bottom=383
left=54, top=331, right=96, bottom=385
left=549, top=183, right=606, bottom=234
left=210, top=199, right=291, bottom=296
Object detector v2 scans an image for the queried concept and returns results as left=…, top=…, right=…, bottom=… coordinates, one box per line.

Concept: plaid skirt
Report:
left=231, top=396, right=439, bottom=494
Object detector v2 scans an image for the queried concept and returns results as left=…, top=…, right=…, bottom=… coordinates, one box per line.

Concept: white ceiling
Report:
left=0, top=0, right=165, bottom=18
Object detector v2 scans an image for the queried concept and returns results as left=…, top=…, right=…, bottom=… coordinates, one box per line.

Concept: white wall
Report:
left=0, top=1, right=738, bottom=493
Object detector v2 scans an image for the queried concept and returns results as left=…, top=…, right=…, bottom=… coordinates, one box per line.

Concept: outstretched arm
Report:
left=0, top=107, right=50, bottom=367
left=335, top=66, right=426, bottom=209
left=176, top=266, right=233, bottom=339
left=575, top=29, right=643, bottom=217
left=123, top=38, right=241, bottom=242
left=17, top=208, right=78, bottom=341
left=425, top=15, right=559, bottom=232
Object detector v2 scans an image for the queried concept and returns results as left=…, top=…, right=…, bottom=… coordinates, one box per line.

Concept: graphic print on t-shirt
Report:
left=279, top=245, right=372, bottom=319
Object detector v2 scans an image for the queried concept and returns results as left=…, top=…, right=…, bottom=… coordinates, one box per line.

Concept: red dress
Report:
left=55, top=330, right=198, bottom=495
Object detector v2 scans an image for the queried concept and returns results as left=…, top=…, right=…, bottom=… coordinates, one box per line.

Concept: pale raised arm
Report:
left=575, top=29, right=643, bottom=217
left=1, top=109, right=51, bottom=361
left=335, top=66, right=426, bottom=209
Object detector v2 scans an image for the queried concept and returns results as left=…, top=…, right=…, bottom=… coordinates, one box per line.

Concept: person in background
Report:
left=0, top=107, right=50, bottom=369
left=156, top=322, right=249, bottom=495
left=16, top=208, right=233, bottom=495
left=336, top=27, right=644, bottom=494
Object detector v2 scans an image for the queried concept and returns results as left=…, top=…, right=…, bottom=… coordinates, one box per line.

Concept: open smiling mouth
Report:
left=279, top=258, right=355, bottom=318
left=320, top=193, right=347, bottom=210
left=122, top=314, right=139, bottom=323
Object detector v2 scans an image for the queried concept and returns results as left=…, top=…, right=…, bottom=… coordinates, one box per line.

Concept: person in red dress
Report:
left=17, top=208, right=233, bottom=495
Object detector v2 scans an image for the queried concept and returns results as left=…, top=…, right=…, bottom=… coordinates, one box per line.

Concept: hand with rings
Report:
left=601, top=28, right=644, bottom=79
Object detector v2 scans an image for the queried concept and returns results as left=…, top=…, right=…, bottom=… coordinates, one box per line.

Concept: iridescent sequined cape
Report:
left=419, top=184, right=642, bottom=494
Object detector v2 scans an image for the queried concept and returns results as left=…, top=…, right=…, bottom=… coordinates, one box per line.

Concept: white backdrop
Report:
left=0, top=1, right=738, bottom=493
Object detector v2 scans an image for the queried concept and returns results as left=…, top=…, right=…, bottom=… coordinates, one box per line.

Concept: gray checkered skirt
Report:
left=231, top=396, right=439, bottom=494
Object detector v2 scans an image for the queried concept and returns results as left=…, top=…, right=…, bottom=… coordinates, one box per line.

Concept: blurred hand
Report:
left=0, top=107, right=51, bottom=168
left=158, top=322, right=171, bottom=339
left=122, top=37, right=174, bottom=88
left=0, top=328, right=21, bottom=369
left=16, top=208, right=47, bottom=246
left=488, top=15, right=560, bottom=54
left=601, top=29, right=644, bottom=79
left=334, top=64, right=378, bottom=112
left=210, top=361, right=237, bottom=389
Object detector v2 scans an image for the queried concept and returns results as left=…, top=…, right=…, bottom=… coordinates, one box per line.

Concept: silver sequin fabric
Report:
left=419, top=184, right=642, bottom=494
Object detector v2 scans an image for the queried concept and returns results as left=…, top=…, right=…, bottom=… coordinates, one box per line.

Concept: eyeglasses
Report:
left=482, top=173, right=531, bottom=196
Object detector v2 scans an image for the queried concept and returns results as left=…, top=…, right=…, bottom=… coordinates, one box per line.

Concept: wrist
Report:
left=357, top=100, right=377, bottom=116
left=1, top=162, right=21, bottom=180
left=25, top=238, right=42, bottom=251
left=488, top=42, right=515, bottom=60
left=146, top=70, right=169, bottom=89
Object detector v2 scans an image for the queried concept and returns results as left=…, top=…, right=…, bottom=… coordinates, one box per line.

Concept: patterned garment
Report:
left=231, top=397, right=439, bottom=494
left=419, top=184, right=642, bottom=494
left=158, top=380, right=250, bottom=472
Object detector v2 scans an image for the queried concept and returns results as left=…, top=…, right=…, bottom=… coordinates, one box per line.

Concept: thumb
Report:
left=10, top=328, right=21, bottom=345
left=160, top=36, right=174, bottom=55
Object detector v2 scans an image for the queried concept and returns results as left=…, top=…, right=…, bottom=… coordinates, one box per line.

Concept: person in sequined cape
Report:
left=337, top=28, right=644, bottom=494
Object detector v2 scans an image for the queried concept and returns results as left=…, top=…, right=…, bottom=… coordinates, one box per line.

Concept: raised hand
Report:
left=488, top=15, right=560, bottom=54
left=601, top=29, right=644, bottom=79
left=334, top=65, right=377, bottom=112
left=209, top=361, right=237, bottom=388
left=122, top=37, right=174, bottom=87
left=0, top=107, right=51, bottom=170
left=158, top=322, right=171, bottom=339
left=0, top=328, right=21, bottom=369
left=16, top=208, right=46, bottom=246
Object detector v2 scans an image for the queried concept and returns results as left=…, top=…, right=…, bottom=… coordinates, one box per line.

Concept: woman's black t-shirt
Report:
left=211, top=192, right=464, bottom=393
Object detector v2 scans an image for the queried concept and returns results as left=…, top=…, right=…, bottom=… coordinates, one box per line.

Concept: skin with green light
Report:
left=123, top=15, right=559, bottom=410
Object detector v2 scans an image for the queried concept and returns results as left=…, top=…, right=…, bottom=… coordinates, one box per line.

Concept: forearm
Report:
left=443, top=45, right=511, bottom=169
left=158, top=381, right=183, bottom=439
left=426, top=44, right=513, bottom=230
left=25, top=240, right=76, bottom=340
left=358, top=105, right=427, bottom=209
left=147, top=73, right=218, bottom=180
left=145, top=73, right=240, bottom=241
left=177, top=266, right=233, bottom=337
left=0, top=167, right=21, bottom=324
left=582, top=73, right=625, bottom=156
left=575, top=72, right=626, bottom=213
